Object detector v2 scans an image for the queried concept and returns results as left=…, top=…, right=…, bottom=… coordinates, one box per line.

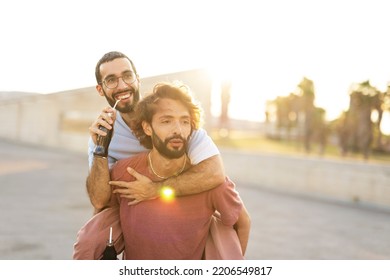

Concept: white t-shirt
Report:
left=88, top=112, right=220, bottom=169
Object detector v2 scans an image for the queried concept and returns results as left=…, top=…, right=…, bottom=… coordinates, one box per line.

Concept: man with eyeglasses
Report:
left=74, top=81, right=250, bottom=260
left=87, top=51, right=225, bottom=212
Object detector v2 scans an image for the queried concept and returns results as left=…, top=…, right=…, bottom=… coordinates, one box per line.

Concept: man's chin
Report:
left=169, top=150, right=186, bottom=159
left=117, top=103, right=135, bottom=113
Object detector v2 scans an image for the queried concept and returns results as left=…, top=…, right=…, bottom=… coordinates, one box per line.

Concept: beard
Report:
left=103, top=87, right=140, bottom=113
left=151, top=129, right=188, bottom=159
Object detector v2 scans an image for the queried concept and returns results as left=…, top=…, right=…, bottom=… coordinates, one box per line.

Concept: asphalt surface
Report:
left=1, top=139, right=390, bottom=260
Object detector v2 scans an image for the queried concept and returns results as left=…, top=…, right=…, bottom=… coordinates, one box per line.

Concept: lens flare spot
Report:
left=160, top=186, right=175, bottom=202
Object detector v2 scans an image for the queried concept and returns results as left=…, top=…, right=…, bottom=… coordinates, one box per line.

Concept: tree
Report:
left=339, top=80, right=383, bottom=159
left=297, top=77, right=316, bottom=153
left=265, top=77, right=327, bottom=154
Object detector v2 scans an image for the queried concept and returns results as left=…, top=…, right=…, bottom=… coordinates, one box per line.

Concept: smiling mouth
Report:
left=115, top=92, right=132, bottom=101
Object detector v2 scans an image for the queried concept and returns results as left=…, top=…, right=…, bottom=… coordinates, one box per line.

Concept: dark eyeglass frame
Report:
left=101, top=72, right=137, bottom=89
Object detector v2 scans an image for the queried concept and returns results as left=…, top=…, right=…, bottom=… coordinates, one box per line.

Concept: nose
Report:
left=117, top=77, right=128, bottom=88
left=172, top=121, right=183, bottom=135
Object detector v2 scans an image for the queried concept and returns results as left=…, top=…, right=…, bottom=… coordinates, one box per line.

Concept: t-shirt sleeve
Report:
left=209, top=177, right=243, bottom=226
left=88, top=137, right=94, bottom=170
left=187, top=128, right=220, bottom=165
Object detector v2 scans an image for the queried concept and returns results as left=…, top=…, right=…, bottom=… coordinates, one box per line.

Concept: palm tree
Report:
left=341, top=80, right=383, bottom=159
left=297, top=77, right=316, bottom=153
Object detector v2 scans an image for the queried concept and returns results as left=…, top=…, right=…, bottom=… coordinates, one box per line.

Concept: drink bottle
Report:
left=93, top=101, right=119, bottom=158
left=100, top=227, right=118, bottom=260
left=94, top=112, right=114, bottom=158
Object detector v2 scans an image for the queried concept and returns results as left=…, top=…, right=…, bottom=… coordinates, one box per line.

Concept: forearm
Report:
left=161, top=155, right=225, bottom=196
left=234, top=206, right=251, bottom=256
left=86, top=156, right=112, bottom=210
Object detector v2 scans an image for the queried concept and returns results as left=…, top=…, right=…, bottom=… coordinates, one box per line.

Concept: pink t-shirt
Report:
left=110, top=152, right=243, bottom=260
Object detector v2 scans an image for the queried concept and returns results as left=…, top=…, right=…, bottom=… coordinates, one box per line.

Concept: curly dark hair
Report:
left=95, top=51, right=138, bottom=84
left=131, top=81, right=203, bottom=149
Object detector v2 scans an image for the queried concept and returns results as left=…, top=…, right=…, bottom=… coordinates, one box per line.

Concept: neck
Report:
left=120, top=111, right=135, bottom=128
left=148, top=150, right=187, bottom=179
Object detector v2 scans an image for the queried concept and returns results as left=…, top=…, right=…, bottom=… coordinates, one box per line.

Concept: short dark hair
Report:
left=131, top=81, right=202, bottom=149
left=95, top=51, right=138, bottom=84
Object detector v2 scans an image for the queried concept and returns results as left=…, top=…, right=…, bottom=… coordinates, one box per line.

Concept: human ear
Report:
left=96, top=84, right=105, bottom=97
left=142, top=121, right=152, bottom=136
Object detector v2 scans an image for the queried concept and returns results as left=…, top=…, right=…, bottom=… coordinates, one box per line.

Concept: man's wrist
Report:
left=93, top=154, right=108, bottom=160
left=152, top=181, right=162, bottom=198
left=93, top=145, right=108, bottom=158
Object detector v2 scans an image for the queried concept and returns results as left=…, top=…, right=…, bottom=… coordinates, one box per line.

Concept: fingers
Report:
left=100, top=108, right=116, bottom=125
left=126, top=167, right=148, bottom=181
left=88, top=121, right=110, bottom=138
left=112, top=186, right=135, bottom=198
left=111, top=187, right=140, bottom=205
left=89, top=107, right=117, bottom=141
left=96, top=110, right=114, bottom=131
left=110, top=172, right=157, bottom=205
left=127, top=200, right=140, bottom=206
left=109, top=181, right=128, bottom=189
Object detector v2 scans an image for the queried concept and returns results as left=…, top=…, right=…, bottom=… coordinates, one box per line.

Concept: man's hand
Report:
left=110, top=167, right=159, bottom=205
left=89, top=106, right=117, bottom=145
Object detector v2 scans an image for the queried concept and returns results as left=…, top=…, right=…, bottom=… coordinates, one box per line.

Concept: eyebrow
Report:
left=158, top=114, right=190, bottom=120
left=103, top=70, right=133, bottom=80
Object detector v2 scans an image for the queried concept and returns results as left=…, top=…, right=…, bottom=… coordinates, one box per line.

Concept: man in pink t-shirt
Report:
left=108, top=82, right=251, bottom=259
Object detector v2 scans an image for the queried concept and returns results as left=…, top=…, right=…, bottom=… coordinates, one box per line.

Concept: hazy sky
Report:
left=1, top=0, right=389, bottom=124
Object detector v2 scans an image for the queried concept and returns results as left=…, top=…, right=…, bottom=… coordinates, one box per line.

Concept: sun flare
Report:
left=160, top=186, right=175, bottom=202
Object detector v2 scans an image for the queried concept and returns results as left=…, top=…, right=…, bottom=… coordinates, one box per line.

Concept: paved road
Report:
left=1, top=139, right=390, bottom=260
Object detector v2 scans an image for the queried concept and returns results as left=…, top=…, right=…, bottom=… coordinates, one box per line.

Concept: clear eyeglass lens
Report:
left=122, top=74, right=135, bottom=84
left=104, top=73, right=135, bottom=89
left=105, top=78, right=117, bottom=88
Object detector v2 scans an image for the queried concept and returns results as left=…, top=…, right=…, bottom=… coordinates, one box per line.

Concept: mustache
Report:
left=113, top=89, right=133, bottom=99
left=165, top=135, right=186, bottom=142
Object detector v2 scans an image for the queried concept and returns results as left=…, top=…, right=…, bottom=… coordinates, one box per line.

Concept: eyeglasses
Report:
left=101, top=72, right=137, bottom=89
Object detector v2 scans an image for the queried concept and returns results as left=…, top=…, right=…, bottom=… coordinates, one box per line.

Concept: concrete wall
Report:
left=0, top=87, right=106, bottom=153
left=221, top=149, right=390, bottom=209
left=0, top=68, right=213, bottom=153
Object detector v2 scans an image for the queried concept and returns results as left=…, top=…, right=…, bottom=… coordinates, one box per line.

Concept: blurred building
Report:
left=0, top=69, right=212, bottom=153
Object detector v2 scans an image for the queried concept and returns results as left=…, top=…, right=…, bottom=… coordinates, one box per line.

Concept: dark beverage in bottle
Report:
left=100, top=227, right=118, bottom=260
left=94, top=125, right=113, bottom=157
left=94, top=103, right=118, bottom=157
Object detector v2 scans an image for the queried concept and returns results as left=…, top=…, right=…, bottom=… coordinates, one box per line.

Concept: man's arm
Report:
left=234, top=205, right=251, bottom=256
left=86, top=157, right=112, bottom=211
left=110, top=154, right=225, bottom=205
left=166, top=154, right=225, bottom=195
left=86, top=107, right=117, bottom=211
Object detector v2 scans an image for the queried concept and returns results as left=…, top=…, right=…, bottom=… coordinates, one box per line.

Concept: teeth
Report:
left=116, top=93, right=131, bottom=100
